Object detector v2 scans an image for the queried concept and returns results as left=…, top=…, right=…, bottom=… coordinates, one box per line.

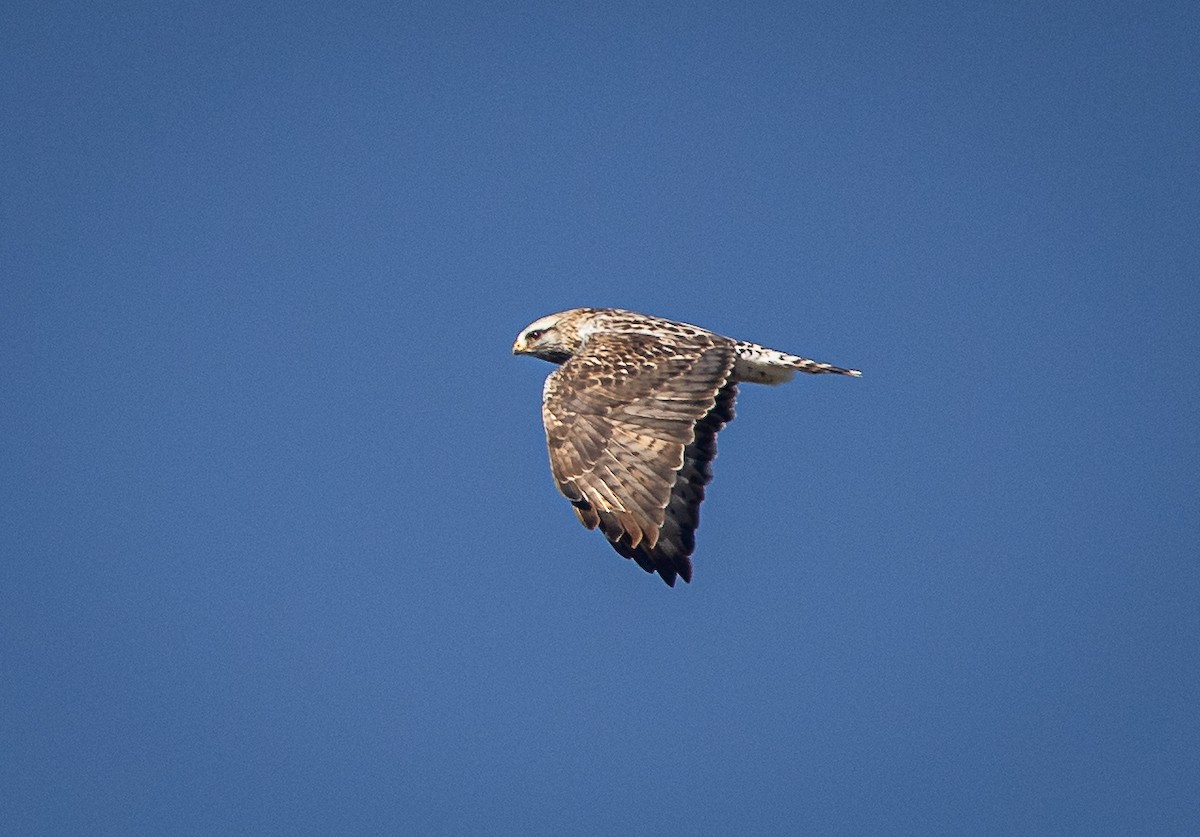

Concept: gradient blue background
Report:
left=4, top=2, right=1198, bottom=834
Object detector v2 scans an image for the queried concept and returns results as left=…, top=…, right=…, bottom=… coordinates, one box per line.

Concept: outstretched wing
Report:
left=542, top=330, right=738, bottom=586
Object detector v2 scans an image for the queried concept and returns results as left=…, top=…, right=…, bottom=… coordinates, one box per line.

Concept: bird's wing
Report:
left=542, top=330, right=737, bottom=585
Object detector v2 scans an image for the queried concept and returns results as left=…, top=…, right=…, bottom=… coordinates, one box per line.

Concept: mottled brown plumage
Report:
left=513, top=308, right=859, bottom=586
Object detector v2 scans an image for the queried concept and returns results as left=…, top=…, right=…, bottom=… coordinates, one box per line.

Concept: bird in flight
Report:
left=513, top=308, right=860, bottom=586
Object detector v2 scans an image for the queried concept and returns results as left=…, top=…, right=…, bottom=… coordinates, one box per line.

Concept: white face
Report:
left=513, top=315, right=560, bottom=356
left=519, top=314, right=561, bottom=343
left=513, top=312, right=575, bottom=362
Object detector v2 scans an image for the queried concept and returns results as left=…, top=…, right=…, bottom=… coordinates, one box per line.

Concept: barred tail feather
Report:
left=789, top=357, right=862, bottom=377
left=732, top=342, right=861, bottom=385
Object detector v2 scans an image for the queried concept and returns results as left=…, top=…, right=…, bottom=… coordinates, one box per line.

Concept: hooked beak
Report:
left=512, top=339, right=526, bottom=355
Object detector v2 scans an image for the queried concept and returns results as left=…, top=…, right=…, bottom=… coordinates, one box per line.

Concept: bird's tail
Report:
left=785, top=354, right=862, bottom=377
left=732, top=342, right=862, bottom=384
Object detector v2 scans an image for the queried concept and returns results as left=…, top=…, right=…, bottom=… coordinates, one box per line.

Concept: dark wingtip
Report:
left=657, top=557, right=692, bottom=587
left=677, top=559, right=693, bottom=585
left=610, top=527, right=693, bottom=587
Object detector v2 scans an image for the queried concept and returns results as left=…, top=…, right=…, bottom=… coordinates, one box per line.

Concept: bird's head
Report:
left=512, top=310, right=587, bottom=364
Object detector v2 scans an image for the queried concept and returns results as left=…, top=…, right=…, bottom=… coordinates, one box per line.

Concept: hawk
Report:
left=513, top=308, right=860, bottom=586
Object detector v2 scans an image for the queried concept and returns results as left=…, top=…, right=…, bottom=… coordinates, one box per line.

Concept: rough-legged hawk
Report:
left=513, top=308, right=860, bottom=586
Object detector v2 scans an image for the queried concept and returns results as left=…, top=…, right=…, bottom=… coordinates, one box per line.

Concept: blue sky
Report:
left=3, top=1, right=1198, bottom=834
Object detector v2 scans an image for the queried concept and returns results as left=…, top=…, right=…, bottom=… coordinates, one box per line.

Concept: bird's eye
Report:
left=526, top=329, right=544, bottom=341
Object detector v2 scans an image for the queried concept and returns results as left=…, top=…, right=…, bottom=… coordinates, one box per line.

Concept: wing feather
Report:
left=542, top=330, right=737, bottom=584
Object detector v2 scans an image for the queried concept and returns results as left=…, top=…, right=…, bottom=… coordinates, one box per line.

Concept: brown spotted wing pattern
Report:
left=542, top=331, right=737, bottom=586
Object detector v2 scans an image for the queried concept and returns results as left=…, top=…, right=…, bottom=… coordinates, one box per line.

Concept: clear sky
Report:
left=3, top=1, right=1198, bottom=834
